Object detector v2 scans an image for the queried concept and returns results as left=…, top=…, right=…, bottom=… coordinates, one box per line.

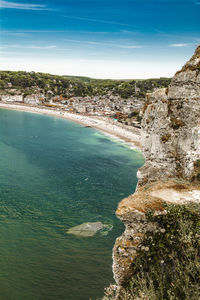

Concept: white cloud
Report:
left=87, top=41, right=101, bottom=45
left=118, top=45, right=142, bottom=49
left=169, top=43, right=190, bottom=47
left=1, top=30, right=110, bottom=34
left=1, top=44, right=57, bottom=49
left=62, top=15, right=134, bottom=27
left=0, top=1, right=49, bottom=10
left=87, top=41, right=142, bottom=49
left=64, top=39, right=142, bottom=49
left=27, top=45, right=57, bottom=49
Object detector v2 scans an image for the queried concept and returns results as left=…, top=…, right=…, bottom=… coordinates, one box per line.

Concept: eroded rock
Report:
left=139, top=45, right=200, bottom=185
left=113, top=180, right=200, bottom=285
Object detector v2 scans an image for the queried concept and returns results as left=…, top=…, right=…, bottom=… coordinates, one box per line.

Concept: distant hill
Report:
left=62, top=75, right=97, bottom=82
left=0, top=70, right=171, bottom=99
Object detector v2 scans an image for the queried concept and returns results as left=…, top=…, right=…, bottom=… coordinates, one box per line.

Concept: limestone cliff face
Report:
left=139, top=45, right=200, bottom=185
left=112, top=45, right=200, bottom=289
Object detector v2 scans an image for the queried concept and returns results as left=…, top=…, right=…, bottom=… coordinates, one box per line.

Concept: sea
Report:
left=0, top=108, right=144, bottom=300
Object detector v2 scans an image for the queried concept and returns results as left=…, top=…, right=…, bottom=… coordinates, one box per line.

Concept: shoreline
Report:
left=0, top=102, right=141, bottom=150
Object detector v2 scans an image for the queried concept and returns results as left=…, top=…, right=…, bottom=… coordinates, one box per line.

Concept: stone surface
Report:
left=151, top=188, right=200, bottom=204
left=113, top=180, right=200, bottom=285
left=67, top=221, right=105, bottom=237
left=139, top=45, right=200, bottom=185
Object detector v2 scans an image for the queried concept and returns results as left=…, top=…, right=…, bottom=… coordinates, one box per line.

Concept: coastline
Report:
left=0, top=102, right=141, bottom=150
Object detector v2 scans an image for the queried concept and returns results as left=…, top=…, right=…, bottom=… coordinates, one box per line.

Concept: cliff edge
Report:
left=103, top=46, right=200, bottom=299
left=139, top=45, right=200, bottom=185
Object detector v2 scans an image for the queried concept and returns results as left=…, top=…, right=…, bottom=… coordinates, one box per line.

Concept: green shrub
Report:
left=103, top=204, right=200, bottom=300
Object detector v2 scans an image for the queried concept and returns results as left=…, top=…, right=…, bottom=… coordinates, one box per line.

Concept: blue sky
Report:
left=0, top=0, right=200, bottom=78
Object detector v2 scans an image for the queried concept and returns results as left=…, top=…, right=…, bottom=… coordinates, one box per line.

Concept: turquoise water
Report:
left=0, top=108, right=144, bottom=300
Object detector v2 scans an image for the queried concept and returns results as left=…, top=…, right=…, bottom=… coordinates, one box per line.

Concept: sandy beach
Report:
left=0, top=102, right=141, bottom=150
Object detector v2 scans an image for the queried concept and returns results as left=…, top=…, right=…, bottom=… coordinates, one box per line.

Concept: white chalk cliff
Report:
left=112, top=45, right=200, bottom=291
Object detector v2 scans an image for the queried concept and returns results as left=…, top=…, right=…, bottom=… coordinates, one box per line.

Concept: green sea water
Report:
left=0, top=108, right=144, bottom=300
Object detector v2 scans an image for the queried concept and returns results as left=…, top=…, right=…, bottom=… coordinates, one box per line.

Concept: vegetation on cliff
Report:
left=0, top=70, right=171, bottom=99
left=103, top=202, right=200, bottom=300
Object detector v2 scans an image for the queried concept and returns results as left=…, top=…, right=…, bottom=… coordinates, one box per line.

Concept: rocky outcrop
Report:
left=112, top=45, right=200, bottom=292
left=112, top=180, right=200, bottom=287
left=139, top=45, right=200, bottom=185
left=67, top=222, right=112, bottom=237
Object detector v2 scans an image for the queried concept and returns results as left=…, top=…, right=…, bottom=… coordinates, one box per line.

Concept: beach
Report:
left=0, top=102, right=141, bottom=150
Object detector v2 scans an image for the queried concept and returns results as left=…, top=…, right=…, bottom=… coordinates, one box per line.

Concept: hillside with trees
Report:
left=0, top=70, right=171, bottom=99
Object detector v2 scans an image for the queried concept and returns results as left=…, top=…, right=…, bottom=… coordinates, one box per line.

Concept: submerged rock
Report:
left=67, top=221, right=108, bottom=237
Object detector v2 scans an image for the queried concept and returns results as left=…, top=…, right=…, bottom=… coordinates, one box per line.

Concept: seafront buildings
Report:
left=0, top=92, right=143, bottom=127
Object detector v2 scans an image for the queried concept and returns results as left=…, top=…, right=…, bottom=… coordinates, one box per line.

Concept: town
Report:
left=0, top=71, right=171, bottom=127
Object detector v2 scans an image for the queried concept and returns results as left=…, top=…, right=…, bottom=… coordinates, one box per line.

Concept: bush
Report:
left=103, top=204, right=200, bottom=300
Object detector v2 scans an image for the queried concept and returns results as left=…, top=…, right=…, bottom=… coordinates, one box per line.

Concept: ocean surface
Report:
left=0, top=108, right=144, bottom=300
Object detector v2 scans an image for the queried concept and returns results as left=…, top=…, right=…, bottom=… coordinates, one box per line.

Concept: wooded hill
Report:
left=0, top=70, right=171, bottom=99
